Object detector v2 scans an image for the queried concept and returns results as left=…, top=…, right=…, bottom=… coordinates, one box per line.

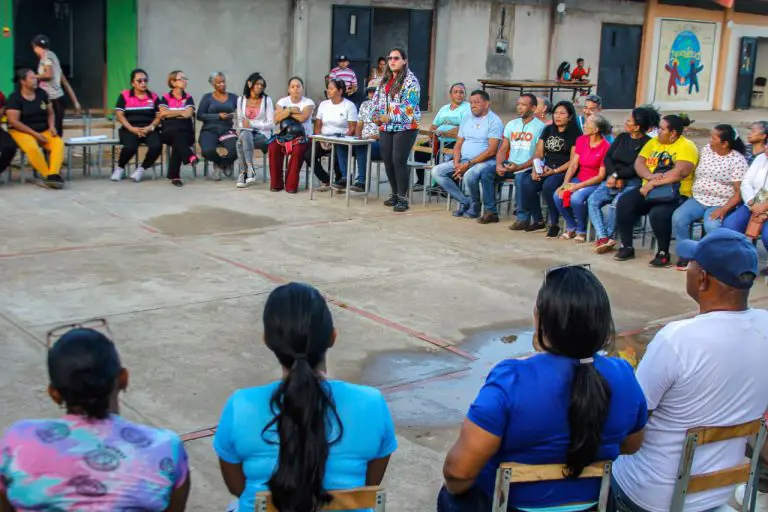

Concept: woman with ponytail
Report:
left=214, top=283, right=397, bottom=511
left=0, top=326, right=190, bottom=511
left=440, top=266, right=647, bottom=511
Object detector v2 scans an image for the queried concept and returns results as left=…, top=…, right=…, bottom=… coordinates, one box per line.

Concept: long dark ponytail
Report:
left=262, top=282, right=343, bottom=512
left=536, top=266, right=614, bottom=477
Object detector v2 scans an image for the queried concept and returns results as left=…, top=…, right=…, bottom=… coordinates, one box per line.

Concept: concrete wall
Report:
left=755, top=38, right=768, bottom=108
left=137, top=0, right=292, bottom=105
left=722, top=24, right=768, bottom=111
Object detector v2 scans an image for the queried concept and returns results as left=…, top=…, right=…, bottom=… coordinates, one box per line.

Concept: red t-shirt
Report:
left=571, top=66, right=588, bottom=80
left=385, top=77, right=395, bottom=95
left=574, top=135, right=610, bottom=181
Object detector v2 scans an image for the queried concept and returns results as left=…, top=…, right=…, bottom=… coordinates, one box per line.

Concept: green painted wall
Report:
left=0, top=0, right=13, bottom=95
left=106, top=0, right=137, bottom=111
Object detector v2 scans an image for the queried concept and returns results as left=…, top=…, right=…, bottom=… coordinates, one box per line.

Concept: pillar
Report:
left=713, top=4, right=735, bottom=110
left=291, top=0, right=309, bottom=81
left=636, top=0, right=658, bottom=106
left=106, top=0, right=137, bottom=110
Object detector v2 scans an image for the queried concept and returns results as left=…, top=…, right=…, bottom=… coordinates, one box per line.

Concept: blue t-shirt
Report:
left=433, top=102, right=470, bottom=143
left=458, top=110, right=504, bottom=161
left=467, top=353, right=647, bottom=509
left=214, top=380, right=397, bottom=512
left=503, top=117, right=546, bottom=167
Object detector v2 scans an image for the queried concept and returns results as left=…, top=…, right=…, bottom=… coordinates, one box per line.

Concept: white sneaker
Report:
left=245, top=167, right=256, bottom=186
left=236, top=172, right=247, bottom=188
left=130, top=167, right=145, bottom=183
left=111, top=167, right=124, bottom=181
left=212, top=165, right=222, bottom=181
left=735, top=483, right=768, bottom=510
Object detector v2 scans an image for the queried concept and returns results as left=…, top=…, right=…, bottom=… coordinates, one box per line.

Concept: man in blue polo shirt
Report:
left=433, top=90, right=503, bottom=220
left=487, top=94, right=546, bottom=229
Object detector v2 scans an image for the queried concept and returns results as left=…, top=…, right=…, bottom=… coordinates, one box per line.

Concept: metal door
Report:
left=597, top=24, right=643, bottom=109
left=735, top=37, right=758, bottom=109
left=331, top=6, right=372, bottom=105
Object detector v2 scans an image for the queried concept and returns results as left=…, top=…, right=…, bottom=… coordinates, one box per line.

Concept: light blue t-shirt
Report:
left=433, top=102, right=470, bottom=143
left=458, top=110, right=504, bottom=161
left=503, top=117, right=546, bottom=167
left=214, top=380, right=397, bottom=512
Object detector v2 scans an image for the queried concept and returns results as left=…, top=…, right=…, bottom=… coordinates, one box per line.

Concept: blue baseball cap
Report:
left=677, top=228, right=758, bottom=289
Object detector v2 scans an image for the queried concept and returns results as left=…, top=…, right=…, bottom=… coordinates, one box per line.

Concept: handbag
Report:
left=646, top=181, right=681, bottom=204
left=745, top=168, right=768, bottom=239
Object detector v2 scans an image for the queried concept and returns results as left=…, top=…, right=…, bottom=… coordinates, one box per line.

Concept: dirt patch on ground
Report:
left=146, top=206, right=280, bottom=237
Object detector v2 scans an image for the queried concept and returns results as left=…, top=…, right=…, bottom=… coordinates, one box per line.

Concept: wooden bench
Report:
left=255, top=485, right=386, bottom=512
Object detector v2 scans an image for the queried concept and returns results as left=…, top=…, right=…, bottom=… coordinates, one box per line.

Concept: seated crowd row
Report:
left=2, top=237, right=768, bottom=511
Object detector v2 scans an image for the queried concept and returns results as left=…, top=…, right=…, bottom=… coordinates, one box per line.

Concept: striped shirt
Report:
left=329, top=66, right=358, bottom=90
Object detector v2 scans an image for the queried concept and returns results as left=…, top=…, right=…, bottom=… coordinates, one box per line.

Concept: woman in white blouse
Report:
left=723, top=143, right=768, bottom=274
left=236, top=73, right=274, bottom=188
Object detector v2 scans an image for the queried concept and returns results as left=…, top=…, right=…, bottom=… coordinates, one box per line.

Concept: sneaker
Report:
left=393, top=197, right=409, bottom=213
left=614, top=247, right=635, bottom=261
left=453, top=202, right=470, bottom=217
left=44, top=174, right=65, bottom=190
left=649, top=251, right=672, bottom=268
left=111, top=167, right=124, bottom=181
left=675, top=258, right=690, bottom=271
left=478, top=212, right=499, bottom=224
left=412, top=183, right=424, bottom=192
left=383, top=194, right=398, bottom=207
left=734, top=483, right=768, bottom=508
left=171, top=179, right=184, bottom=187
left=130, top=167, right=144, bottom=183
left=236, top=172, right=247, bottom=189
left=545, top=225, right=561, bottom=238
left=245, top=168, right=256, bottom=185
left=524, top=221, right=546, bottom=233
left=595, top=238, right=617, bottom=254
left=331, top=179, right=347, bottom=190
left=508, top=220, right=529, bottom=231
left=351, top=183, right=365, bottom=193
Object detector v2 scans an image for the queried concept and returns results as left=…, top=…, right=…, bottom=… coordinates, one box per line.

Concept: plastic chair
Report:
left=255, top=486, right=386, bottom=512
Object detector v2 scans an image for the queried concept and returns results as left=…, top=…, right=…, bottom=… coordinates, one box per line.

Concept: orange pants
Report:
left=9, top=130, right=64, bottom=178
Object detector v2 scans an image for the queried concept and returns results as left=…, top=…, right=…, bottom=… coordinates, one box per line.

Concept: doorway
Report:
left=597, top=23, right=642, bottom=109
left=331, top=5, right=433, bottom=110
left=735, top=37, right=768, bottom=110
left=13, top=0, right=106, bottom=110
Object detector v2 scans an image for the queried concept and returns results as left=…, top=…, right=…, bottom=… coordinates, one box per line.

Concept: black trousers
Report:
left=304, top=140, right=341, bottom=185
left=616, top=187, right=685, bottom=253
left=0, top=129, right=18, bottom=174
left=199, top=130, right=237, bottom=168
left=52, top=97, right=65, bottom=137
left=380, top=129, right=417, bottom=198
left=118, top=128, right=162, bottom=169
left=162, top=129, right=195, bottom=180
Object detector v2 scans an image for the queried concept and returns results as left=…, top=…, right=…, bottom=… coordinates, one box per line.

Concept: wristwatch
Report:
left=611, top=172, right=618, bottom=179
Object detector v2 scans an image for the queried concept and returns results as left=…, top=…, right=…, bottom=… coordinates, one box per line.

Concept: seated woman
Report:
left=723, top=144, right=768, bottom=275
left=268, top=76, right=314, bottom=193
left=440, top=265, right=647, bottom=511
left=0, top=325, right=190, bottom=510
left=368, top=57, right=387, bottom=88
left=746, top=121, right=768, bottom=166
left=671, top=124, right=748, bottom=269
left=554, top=113, right=612, bottom=242
left=236, top=72, right=274, bottom=189
left=306, top=78, right=356, bottom=192
left=520, top=100, right=582, bottom=238
left=213, top=282, right=397, bottom=511
left=197, top=72, right=238, bottom=180
left=614, top=114, right=699, bottom=268
left=0, top=89, right=18, bottom=178
left=158, top=69, right=198, bottom=187
left=588, top=107, right=653, bottom=254
left=5, top=68, right=65, bottom=189
left=112, top=68, right=162, bottom=183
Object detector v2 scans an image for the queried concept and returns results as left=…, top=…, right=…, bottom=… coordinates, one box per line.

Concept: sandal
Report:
left=574, top=234, right=586, bottom=243
left=559, top=231, right=576, bottom=240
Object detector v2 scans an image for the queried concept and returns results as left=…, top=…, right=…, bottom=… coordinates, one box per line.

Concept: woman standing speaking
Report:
left=372, top=47, right=420, bottom=212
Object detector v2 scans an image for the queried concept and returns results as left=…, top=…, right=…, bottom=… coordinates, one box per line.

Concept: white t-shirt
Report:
left=276, top=96, right=315, bottom=137
left=692, top=145, right=748, bottom=207
left=613, top=309, right=768, bottom=512
left=316, top=98, right=357, bottom=136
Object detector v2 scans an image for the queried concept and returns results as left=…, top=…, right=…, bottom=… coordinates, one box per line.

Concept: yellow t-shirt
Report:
left=639, top=135, right=699, bottom=197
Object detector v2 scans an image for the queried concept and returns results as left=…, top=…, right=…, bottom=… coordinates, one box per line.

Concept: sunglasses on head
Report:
left=543, top=263, right=591, bottom=285
left=46, top=318, right=112, bottom=349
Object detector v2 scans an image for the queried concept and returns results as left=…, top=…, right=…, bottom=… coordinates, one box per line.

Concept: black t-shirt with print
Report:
left=6, top=89, right=50, bottom=132
left=604, top=132, right=651, bottom=179
left=541, top=123, right=580, bottom=170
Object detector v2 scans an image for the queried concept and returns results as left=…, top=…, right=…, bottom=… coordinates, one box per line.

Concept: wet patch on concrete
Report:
left=146, top=206, right=280, bottom=237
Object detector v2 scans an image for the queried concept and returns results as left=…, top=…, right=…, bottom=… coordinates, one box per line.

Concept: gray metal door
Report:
left=597, top=24, right=642, bottom=109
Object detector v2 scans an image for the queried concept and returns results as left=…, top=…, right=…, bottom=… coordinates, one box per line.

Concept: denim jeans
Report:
left=434, top=159, right=496, bottom=213
left=609, top=477, right=652, bottom=512
left=587, top=181, right=640, bottom=240
left=723, top=203, right=768, bottom=249
left=336, top=142, right=380, bottom=184
left=236, top=130, right=269, bottom=169
left=553, top=179, right=598, bottom=234
left=436, top=485, right=492, bottom=512
left=671, top=197, right=723, bottom=244
left=522, top=172, right=566, bottom=225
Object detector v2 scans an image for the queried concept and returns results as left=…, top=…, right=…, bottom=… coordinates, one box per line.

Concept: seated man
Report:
left=612, top=229, right=768, bottom=512
left=433, top=90, right=502, bottom=220
left=487, top=93, right=546, bottom=228
left=578, top=94, right=613, bottom=143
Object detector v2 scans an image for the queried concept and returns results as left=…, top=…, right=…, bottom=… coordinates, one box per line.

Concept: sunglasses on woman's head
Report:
left=46, top=318, right=112, bottom=349
left=543, top=263, right=591, bottom=285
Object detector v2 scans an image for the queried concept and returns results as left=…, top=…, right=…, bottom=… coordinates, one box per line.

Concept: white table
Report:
left=308, top=134, right=373, bottom=207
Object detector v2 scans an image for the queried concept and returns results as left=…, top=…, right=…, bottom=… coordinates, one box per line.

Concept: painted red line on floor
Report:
left=208, top=254, right=289, bottom=284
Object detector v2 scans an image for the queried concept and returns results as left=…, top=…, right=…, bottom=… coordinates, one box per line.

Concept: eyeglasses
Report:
left=135, top=78, right=148, bottom=83
left=387, top=56, right=401, bottom=61
left=543, top=263, right=591, bottom=285
left=46, top=318, right=112, bottom=349
left=176, top=76, right=188, bottom=82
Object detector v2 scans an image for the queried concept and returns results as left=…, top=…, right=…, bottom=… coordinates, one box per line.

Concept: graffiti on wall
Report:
left=654, top=19, right=717, bottom=103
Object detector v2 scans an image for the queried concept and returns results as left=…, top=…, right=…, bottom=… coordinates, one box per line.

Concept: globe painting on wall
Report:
left=654, top=19, right=717, bottom=103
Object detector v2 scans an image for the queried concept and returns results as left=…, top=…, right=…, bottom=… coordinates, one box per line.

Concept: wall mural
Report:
left=654, top=19, right=717, bottom=103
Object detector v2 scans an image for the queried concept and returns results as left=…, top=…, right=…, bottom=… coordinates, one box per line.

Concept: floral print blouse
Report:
left=372, top=69, right=421, bottom=132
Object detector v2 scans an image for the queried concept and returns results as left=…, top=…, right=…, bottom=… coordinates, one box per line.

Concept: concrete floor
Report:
left=2, top=170, right=767, bottom=510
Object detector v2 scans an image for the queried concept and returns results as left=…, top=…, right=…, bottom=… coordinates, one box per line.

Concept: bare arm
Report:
left=365, top=456, right=392, bottom=486
left=292, top=105, right=313, bottom=123
left=649, top=160, right=695, bottom=186
left=355, top=121, right=364, bottom=138
left=620, top=429, right=645, bottom=455
left=163, top=474, right=191, bottom=512
left=313, top=118, right=322, bottom=135
left=562, top=152, right=580, bottom=185
left=452, top=138, right=465, bottom=167
left=346, top=120, right=355, bottom=137
left=439, top=127, right=459, bottom=139
left=274, top=105, right=291, bottom=123
left=496, top=137, right=511, bottom=171
left=47, top=100, right=56, bottom=134
left=711, top=182, right=743, bottom=220
left=443, top=419, right=502, bottom=495
left=218, top=459, right=246, bottom=498
left=60, top=75, right=81, bottom=112
left=634, top=156, right=655, bottom=180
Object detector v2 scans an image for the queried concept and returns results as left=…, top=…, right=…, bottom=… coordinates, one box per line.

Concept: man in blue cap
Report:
left=613, top=228, right=768, bottom=511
